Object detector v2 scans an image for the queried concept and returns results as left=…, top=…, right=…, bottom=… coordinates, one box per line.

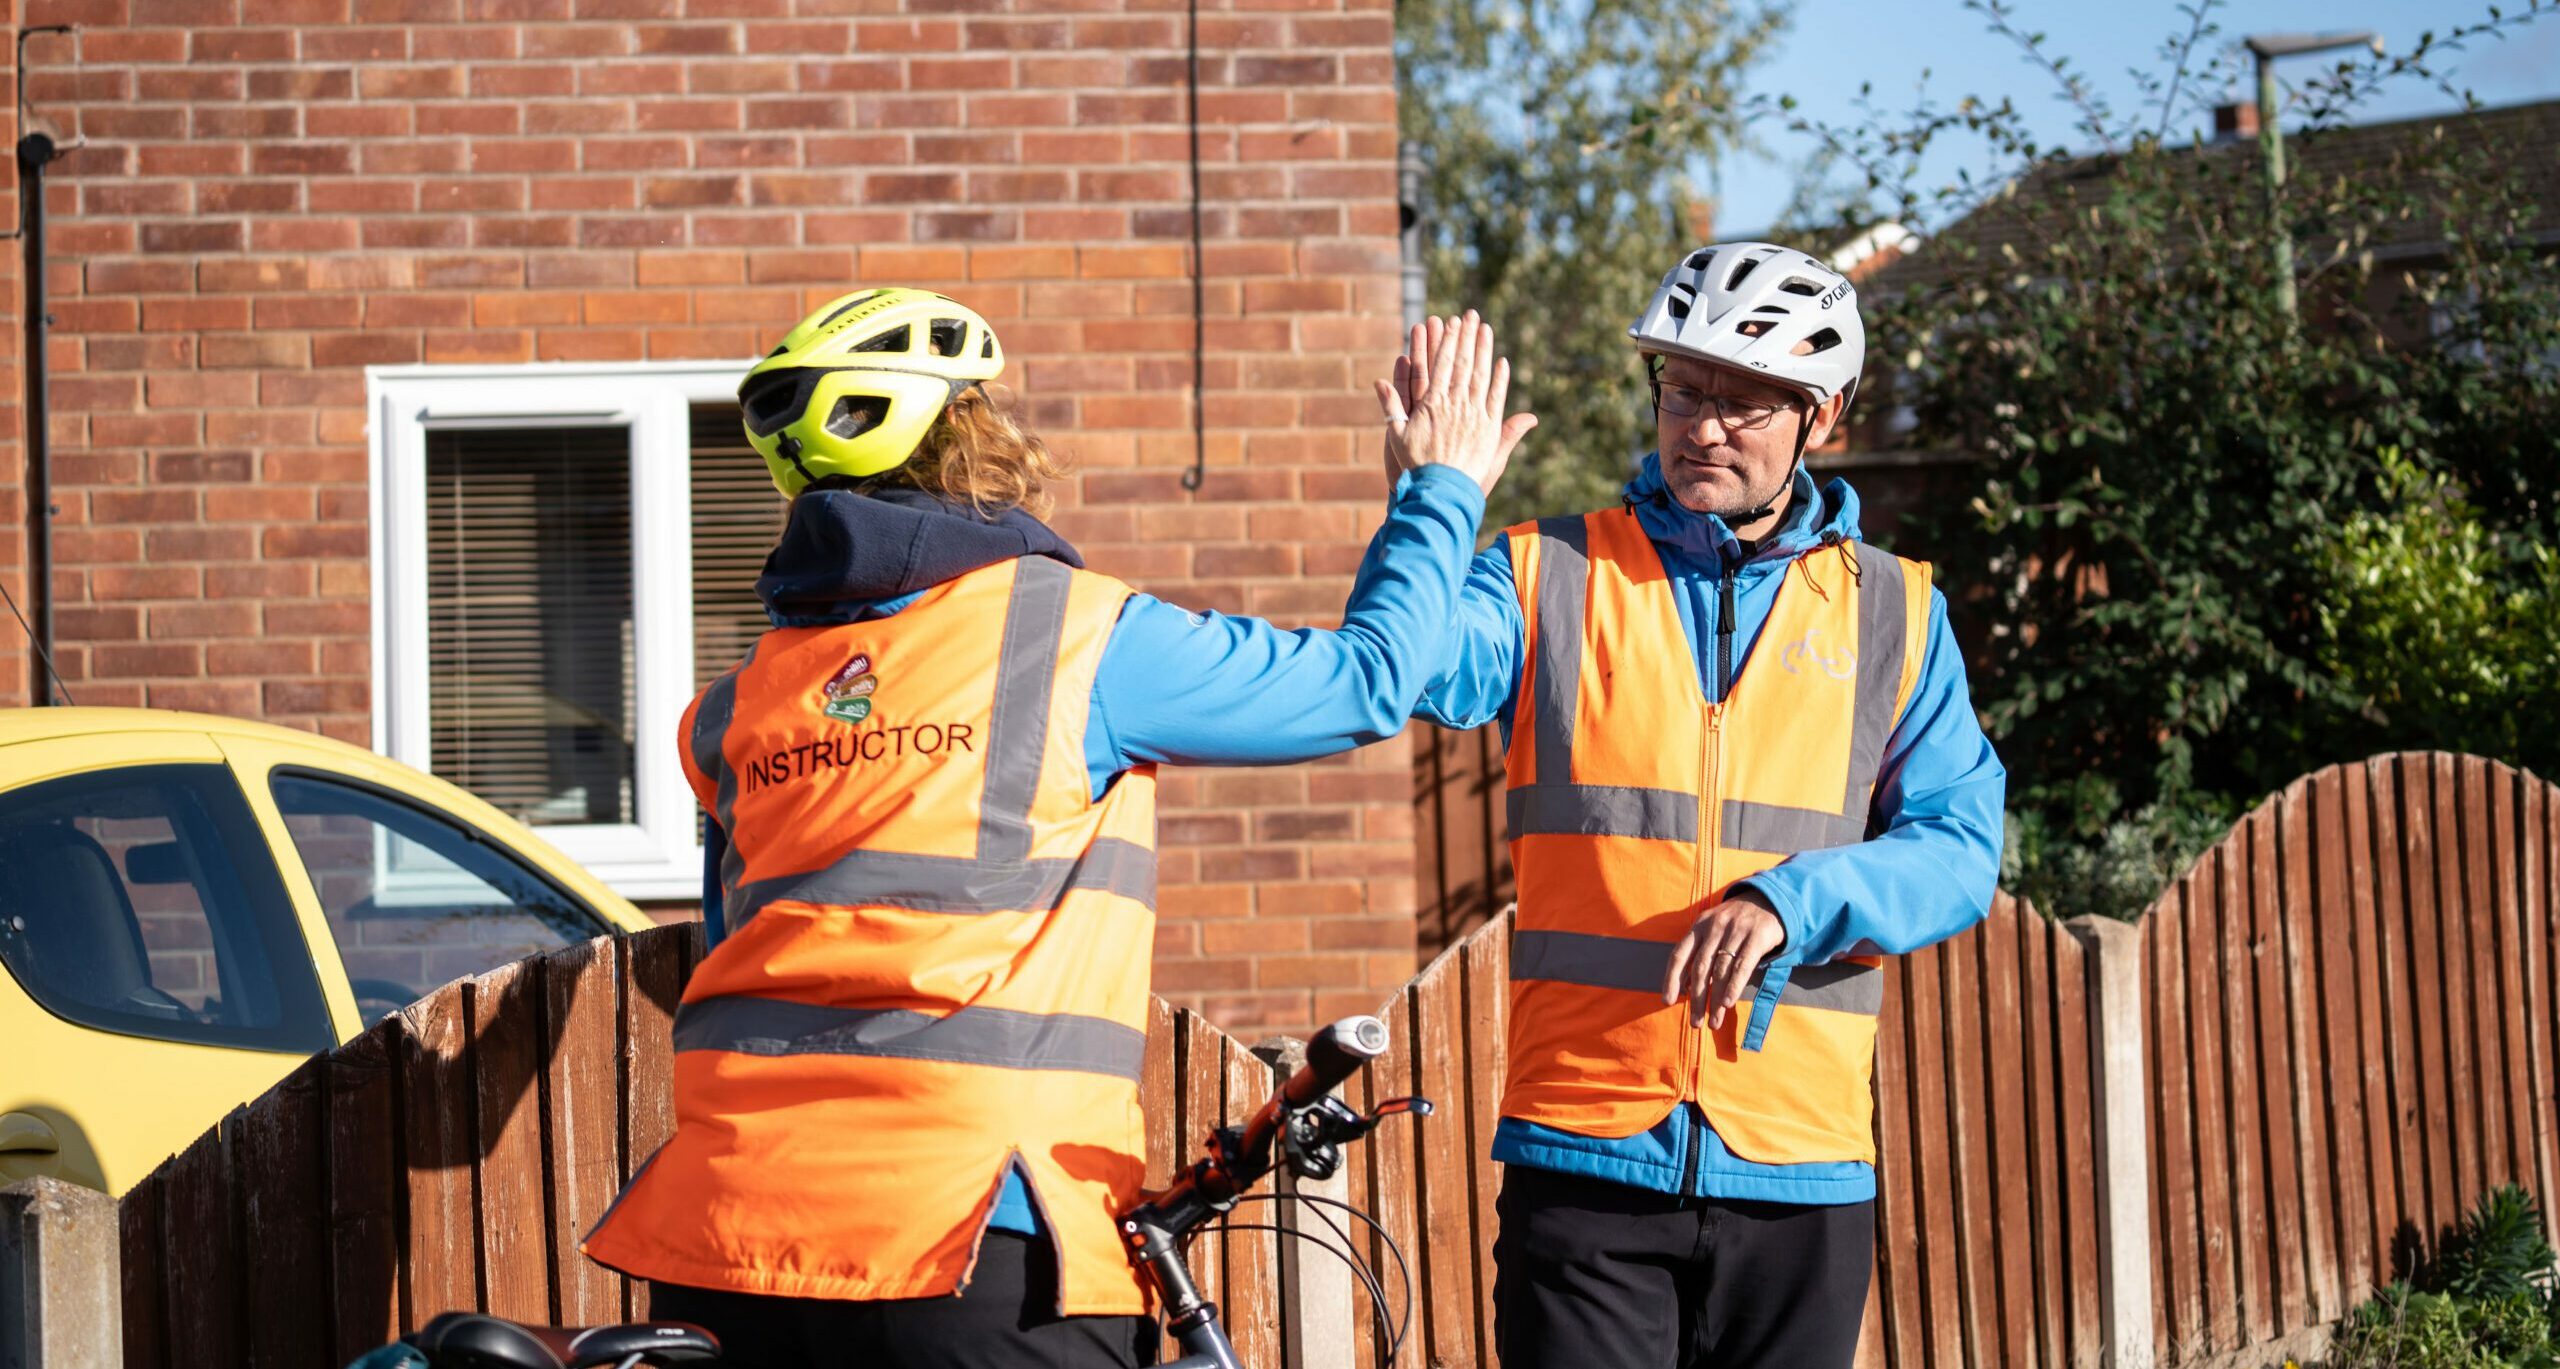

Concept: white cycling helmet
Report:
left=1628, top=242, right=1864, bottom=410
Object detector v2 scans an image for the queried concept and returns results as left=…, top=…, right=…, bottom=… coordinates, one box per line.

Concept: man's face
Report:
left=1651, top=354, right=1842, bottom=522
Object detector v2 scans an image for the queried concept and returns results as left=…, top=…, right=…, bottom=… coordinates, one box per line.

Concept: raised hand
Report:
left=1374, top=311, right=1537, bottom=497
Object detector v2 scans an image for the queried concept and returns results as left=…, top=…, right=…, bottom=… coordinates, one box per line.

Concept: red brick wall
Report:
left=0, top=0, right=27, bottom=710
left=24, top=0, right=1411, bottom=1034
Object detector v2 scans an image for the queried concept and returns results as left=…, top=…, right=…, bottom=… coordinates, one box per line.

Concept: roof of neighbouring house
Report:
left=1874, top=97, right=2560, bottom=292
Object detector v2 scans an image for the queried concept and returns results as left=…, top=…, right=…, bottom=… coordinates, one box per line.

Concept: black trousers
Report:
left=649, top=1233, right=1156, bottom=1369
left=1494, top=1165, right=1873, bottom=1369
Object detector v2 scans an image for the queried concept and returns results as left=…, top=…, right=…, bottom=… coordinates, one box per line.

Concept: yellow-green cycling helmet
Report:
left=738, top=288, right=1006, bottom=496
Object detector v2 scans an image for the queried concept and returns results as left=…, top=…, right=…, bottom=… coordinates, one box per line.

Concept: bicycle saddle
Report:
left=408, top=1312, right=721, bottom=1368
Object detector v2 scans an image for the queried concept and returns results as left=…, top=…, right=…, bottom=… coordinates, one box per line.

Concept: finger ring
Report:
left=1711, top=950, right=1736, bottom=964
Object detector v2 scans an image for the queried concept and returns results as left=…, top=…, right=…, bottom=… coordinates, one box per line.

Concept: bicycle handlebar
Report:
left=1282, top=1015, right=1391, bottom=1110
left=1221, top=1014, right=1390, bottom=1196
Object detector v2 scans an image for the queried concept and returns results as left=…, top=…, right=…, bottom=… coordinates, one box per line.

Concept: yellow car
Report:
left=0, top=707, right=657, bottom=1196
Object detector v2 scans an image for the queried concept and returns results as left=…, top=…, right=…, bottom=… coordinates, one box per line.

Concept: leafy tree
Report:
left=1398, top=0, right=1790, bottom=531
left=1761, top=0, right=2560, bottom=860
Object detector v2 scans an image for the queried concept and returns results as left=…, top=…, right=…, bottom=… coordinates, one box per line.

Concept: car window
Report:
left=0, top=764, right=335, bottom=1053
left=269, top=772, right=613, bottom=1020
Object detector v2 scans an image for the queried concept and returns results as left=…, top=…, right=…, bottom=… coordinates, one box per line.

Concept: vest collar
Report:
left=756, top=487, right=1084, bottom=628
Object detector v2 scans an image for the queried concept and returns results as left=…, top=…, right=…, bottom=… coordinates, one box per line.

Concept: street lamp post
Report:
left=2244, top=30, right=2383, bottom=322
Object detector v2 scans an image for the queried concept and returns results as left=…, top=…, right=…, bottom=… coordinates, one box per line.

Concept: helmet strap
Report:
left=1725, top=401, right=1812, bottom=528
left=776, top=433, right=822, bottom=492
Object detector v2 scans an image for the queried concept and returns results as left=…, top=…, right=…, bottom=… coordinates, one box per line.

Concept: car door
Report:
left=0, top=732, right=343, bottom=1195
left=216, top=734, right=630, bottom=1027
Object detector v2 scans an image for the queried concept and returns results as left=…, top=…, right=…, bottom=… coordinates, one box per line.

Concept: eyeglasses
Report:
left=1650, top=381, right=1794, bottom=432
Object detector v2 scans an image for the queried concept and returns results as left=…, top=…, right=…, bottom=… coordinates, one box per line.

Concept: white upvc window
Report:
left=367, top=361, right=778, bottom=902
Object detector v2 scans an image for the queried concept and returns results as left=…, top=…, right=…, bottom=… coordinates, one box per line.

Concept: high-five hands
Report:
left=1374, top=311, right=1538, bottom=496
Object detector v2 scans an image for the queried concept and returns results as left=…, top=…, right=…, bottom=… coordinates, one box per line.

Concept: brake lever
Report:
left=1368, top=1096, right=1433, bottom=1123
left=1279, top=1095, right=1436, bottom=1180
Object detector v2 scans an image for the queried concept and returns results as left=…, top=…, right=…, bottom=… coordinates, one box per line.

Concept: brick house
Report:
left=0, top=0, right=1417, bottom=1033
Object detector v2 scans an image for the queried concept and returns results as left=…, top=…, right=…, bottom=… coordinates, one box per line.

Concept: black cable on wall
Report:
left=1179, top=0, right=1208, bottom=493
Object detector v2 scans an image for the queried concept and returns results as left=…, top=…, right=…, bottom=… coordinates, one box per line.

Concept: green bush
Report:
left=2332, top=1286, right=2510, bottom=1369
left=2330, top=1185, right=2560, bottom=1369
left=2314, top=448, right=2560, bottom=770
left=2003, top=792, right=2236, bottom=922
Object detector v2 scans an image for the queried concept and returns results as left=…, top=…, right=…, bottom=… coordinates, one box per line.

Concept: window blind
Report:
left=425, top=426, right=636, bottom=828
left=689, top=403, right=789, bottom=689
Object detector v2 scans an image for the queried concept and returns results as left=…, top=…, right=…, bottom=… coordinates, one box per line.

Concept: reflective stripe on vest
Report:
left=674, top=997, right=1148, bottom=1082
left=689, top=558, right=1158, bottom=930
left=584, top=554, right=1161, bottom=1316
left=1511, top=929, right=1886, bottom=1015
left=1507, top=515, right=1909, bottom=855
left=1498, top=508, right=1929, bottom=1163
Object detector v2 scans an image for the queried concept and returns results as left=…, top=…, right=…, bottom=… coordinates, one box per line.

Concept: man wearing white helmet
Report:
left=1393, top=243, right=2006, bottom=1367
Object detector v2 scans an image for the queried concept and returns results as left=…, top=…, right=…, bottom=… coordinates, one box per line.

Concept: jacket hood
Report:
left=1620, top=451, right=1864, bottom=568
left=755, top=486, right=1083, bottom=627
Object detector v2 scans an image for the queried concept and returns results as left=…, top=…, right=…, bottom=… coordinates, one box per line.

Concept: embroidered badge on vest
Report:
left=822, top=652, right=879, bottom=725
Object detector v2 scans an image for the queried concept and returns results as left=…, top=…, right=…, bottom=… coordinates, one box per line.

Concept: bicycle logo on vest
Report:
left=1777, top=629, right=1857, bottom=681
left=822, top=652, right=879, bottom=725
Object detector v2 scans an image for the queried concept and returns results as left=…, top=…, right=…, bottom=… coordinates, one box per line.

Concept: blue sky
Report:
left=1712, top=0, right=2560, bottom=235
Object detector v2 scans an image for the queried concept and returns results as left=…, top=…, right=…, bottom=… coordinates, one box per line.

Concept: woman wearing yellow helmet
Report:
left=582, top=291, right=1535, bottom=1368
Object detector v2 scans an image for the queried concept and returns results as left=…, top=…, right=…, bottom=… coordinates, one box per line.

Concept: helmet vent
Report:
left=1724, top=257, right=1759, bottom=290
left=1665, top=287, right=1693, bottom=321
left=1685, top=249, right=1715, bottom=270
left=825, top=395, right=891, bottom=440
left=740, top=372, right=806, bottom=436
left=1777, top=277, right=1823, bottom=296
left=853, top=325, right=910, bottom=353
left=929, top=318, right=967, bottom=357
left=1753, top=305, right=1789, bottom=315
left=1803, top=327, right=1843, bottom=354
left=980, top=335, right=996, bottom=358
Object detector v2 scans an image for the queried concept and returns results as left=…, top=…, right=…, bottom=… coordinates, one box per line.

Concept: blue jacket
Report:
left=700, top=464, right=1491, bottom=1231
left=1415, top=454, right=2007, bottom=1205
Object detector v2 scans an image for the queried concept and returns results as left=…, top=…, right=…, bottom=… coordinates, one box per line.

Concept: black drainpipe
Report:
left=18, top=128, right=55, bottom=704
left=14, top=23, right=72, bottom=707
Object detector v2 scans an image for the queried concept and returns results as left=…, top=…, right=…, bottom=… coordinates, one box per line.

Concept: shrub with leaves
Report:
left=2332, top=1286, right=2511, bottom=1369
left=2420, top=1185, right=2559, bottom=1306
left=1766, top=1, right=2558, bottom=872
left=2331, top=1185, right=2560, bottom=1369
left=2002, top=791, right=2236, bottom=921
left=2315, top=448, right=2560, bottom=770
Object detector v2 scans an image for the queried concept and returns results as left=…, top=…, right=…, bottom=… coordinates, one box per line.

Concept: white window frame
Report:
left=367, top=360, right=753, bottom=902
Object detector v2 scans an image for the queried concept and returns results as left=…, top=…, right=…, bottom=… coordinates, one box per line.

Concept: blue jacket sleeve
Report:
left=1086, top=464, right=1486, bottom=775
left=1412, top=537, right=1525, bottom=733
left=1740, top=588, right=2007, bottom=965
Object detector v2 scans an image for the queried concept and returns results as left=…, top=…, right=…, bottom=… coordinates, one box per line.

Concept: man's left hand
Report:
left=1661, top=889, right=1786, bottom=1030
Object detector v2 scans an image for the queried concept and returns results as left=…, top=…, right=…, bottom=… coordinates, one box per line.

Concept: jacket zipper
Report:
left=1716, top=569, right=1737, bottom=702
left=1687, top=566, right=1737, bottom=1199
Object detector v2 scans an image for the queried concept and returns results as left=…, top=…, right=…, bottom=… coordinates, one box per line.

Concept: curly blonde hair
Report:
left=850, top=386, right=1067, bottom=520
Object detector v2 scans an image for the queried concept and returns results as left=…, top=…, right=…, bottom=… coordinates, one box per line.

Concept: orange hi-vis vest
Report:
left=1500, top=508, right=1930, bottom=1164
left=582, top=555, right=1161, bottom=1315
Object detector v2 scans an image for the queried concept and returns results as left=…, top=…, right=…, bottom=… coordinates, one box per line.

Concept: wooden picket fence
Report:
left=2141, top=753, right=2560, bottom=1364
left=95, top=751, right=2560, bottom=1369
left=107, top=930, right=1294, bottom=1369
